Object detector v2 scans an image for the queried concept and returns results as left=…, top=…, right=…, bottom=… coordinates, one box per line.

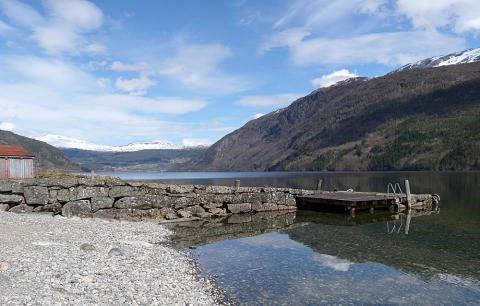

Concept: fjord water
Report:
left=106, top=171, right=480, bottom=305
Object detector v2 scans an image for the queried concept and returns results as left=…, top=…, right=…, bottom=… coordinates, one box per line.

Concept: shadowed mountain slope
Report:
left=0, top=130, right=81, bottom=171
left=192, top=62, right=480, bottom=171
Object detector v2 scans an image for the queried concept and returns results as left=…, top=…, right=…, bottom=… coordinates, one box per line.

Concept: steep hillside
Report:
left=0, top=130, right=81, bottom=171
left=61, top=148, right=206, bottom=172
left=192, top=62, right=480, bottom=171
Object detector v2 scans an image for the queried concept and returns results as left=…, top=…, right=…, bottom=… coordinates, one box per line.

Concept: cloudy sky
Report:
left=0, top=0, right=479, bottom=147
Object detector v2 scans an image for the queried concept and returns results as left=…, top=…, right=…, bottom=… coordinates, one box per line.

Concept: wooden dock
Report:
left=296, top=190, right=438, bottom=214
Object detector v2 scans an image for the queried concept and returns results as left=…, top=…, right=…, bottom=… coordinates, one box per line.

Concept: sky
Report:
left=0, top=0, right=479, bottom=147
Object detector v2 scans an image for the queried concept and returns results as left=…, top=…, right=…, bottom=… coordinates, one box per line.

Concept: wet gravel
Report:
left=0, top=211, right=217, bottom=305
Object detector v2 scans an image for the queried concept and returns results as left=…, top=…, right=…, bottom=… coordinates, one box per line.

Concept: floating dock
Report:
left=296, top=187, right=439, bottom=214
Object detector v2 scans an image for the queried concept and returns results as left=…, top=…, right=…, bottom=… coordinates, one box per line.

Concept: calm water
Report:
left=104, top=171, right=480, bottom=305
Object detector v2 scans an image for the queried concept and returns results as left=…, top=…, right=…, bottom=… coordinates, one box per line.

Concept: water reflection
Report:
left=171, top=206, right=479, bottom=305
left=133, top=171, right=480, bottom=305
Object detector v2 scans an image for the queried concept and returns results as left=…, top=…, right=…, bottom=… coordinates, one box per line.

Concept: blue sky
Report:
left=0, top=0, right=479, bottom=147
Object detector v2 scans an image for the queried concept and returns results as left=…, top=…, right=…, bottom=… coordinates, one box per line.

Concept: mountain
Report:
left=36, top=134, right=184, bottom=152
left=0, top=130, right=81, bottom=171
left=396, top=48, right=480, bottom=71
left=61, top=147, right=206, bottom=172
left=191, top=53, right=480, bottom=171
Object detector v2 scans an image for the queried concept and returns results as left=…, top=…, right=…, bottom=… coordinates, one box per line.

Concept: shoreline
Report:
left=0, top=211, right=218, bottom=305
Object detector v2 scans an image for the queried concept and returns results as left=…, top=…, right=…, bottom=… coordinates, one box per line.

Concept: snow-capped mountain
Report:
left=36, top=134, right=184, bottom=152
left=397, top=48, right=480, bottom=71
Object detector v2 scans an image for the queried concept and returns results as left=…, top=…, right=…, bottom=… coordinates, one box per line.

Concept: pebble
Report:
left=80, top=243, right=96, bottom=252
left=0, top=211, right=217, bottom=305
left=107, top=248, right=124, bottom=257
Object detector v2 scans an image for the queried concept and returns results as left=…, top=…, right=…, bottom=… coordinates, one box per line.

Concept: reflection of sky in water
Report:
left=192, top=232, right=480, bottom=305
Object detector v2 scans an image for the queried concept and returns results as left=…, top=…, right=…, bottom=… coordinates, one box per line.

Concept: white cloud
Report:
left=181, top=138, right=211, bottom=147
left=263, top=29, right=465, bottom=66
left=115, top=76, right=156, bottom=94
left=274, top=0, right=381, bottom=29
left=0, top=19, right=14, bottom=33
left=0, top=55, right=207, bottom=143
left=253, top=113, right=264, bottom=119
left=110, top=61, right=151, bottom=73
left=2, top=55, right=96, bottom=90
left=85, top=42, right=106, bottom=54
left=0, top=0, right=44, bottom=28
left=311, top=69, right=358, bottom=88
left=0, top=121, right=15, bottom=131
left=0, top=0, right=104, bottom=55
left=236, top=93, right=304, bottom=108
left=159, top=43, right=251, bottom=94
left=273, top=0, right=480, bottom=35
left=33, top=23, right=84, bottom=54
left=96, top=77, right=110, bottom=88
left=43, top=0, right=103, bottom=32
left=312, top=253, right=353, bottom=272
left=396, top=0, right=480, bottom=33
left=264, top=0, right=477, bottom=67
left=260, top=27, right=310, bottom=54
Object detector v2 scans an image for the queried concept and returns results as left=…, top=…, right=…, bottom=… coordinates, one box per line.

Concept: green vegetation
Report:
left=35, top=169, right=86, bottom=179
left=367, top=105, right=480, bottom=170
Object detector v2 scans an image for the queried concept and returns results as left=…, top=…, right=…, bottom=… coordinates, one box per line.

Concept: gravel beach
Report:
left=0, top=211, right=217, bottom=305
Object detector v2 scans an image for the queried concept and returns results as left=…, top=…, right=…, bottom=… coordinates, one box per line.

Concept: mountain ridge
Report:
left=191, top=56, right=480, bottom=171
left=0, top=130, right=81, bottom=171
left=36, top=134, right=209, bottom=152
left=396, top=48, right=480, bottom=72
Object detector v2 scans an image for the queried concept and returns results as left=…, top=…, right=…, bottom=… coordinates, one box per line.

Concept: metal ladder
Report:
left=387, top=182, right=403, bottom=196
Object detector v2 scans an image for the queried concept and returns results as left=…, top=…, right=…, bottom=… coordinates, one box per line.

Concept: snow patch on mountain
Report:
left=397, top=48, right=480, bottom=71
left=36, top=134, right=189, bottom=152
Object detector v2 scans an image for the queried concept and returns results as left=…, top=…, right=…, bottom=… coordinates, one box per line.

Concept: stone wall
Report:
left=0, top=178, right=314, bottom=221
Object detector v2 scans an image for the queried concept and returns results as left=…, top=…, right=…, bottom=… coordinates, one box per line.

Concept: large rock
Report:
left=207, top=207, right=227, bottom=216
left=71, top=186, right=109, bottom=201
left=240, top=192, right=265, bottom=203
left=0, top=194, right=24, bottom=204
left=24, top=186, right=49, bottom=205
left=205, top=185, right=233, bottom=194
left=160, top=207, right=177, bottom=220
left=184, top=205, right=205, bottom=216
left=227, top=203, right=252, bottom=214
left=94, top=208, right=165, bottom=221
left=177, top=209, right=193, bottom=218
left=158, top=196, right=196, bottom=209
left=8, top=204, right=34, bottom=214
left=166, top=185, right=195, bottom=194
left=109, top=186, right=145, bottom=198
left=56, top=188, right=73, bottom=202
left=34, top=203, right=62, bottom=214
left=0, top=180, right=24, bottom=193
left=62, top=200, right=92, bottom=218
left=91, top=197, right=114, bottom=212
left=114, top=196, right=153, bottom=209
left=203, top=202, right=224, bottom=209
left=252, top=202, right=278, bottom=212
left=0, top=204, right=9, bottom=211
left=285, top=193, right=297, bottom=206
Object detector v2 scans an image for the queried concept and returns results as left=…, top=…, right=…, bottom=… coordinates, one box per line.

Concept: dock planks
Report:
left=296, top=191, right=401, bottom=212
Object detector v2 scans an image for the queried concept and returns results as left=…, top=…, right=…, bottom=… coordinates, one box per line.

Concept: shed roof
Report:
left=0, top=145, right=34, bottom=158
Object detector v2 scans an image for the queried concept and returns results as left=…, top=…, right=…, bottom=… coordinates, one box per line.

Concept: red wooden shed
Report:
left=0, top=145, right=34, bottom=179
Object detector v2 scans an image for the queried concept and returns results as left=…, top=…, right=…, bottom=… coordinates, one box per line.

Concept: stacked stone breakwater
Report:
left=0, top=177, right=315, bottom=221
